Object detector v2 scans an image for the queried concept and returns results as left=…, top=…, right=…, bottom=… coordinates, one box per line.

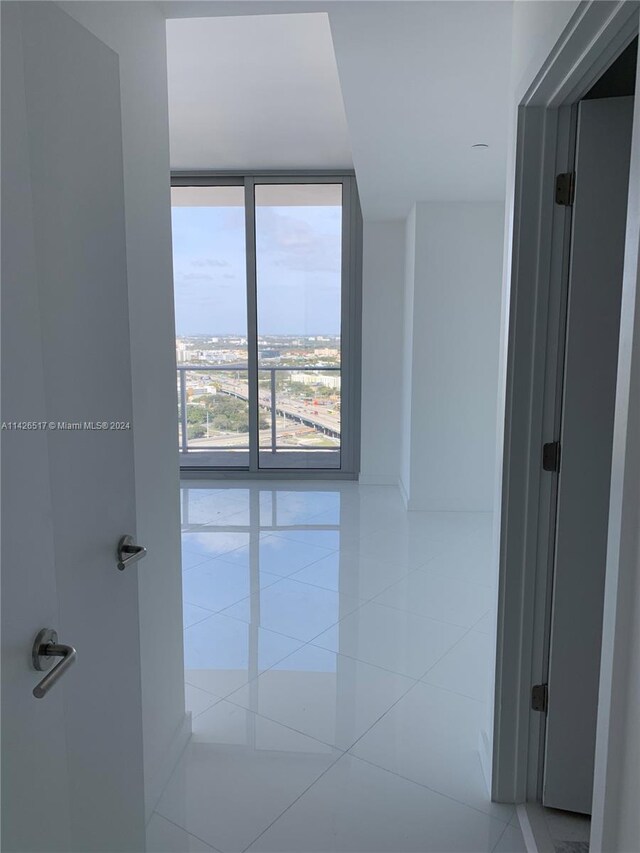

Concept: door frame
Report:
left=493, top=0, right=638, bottom=821
left=171, top=170, right=362, bottom=479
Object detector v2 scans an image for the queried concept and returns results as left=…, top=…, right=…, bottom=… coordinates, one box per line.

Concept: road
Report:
left=217, top=378, right=341, bottom=438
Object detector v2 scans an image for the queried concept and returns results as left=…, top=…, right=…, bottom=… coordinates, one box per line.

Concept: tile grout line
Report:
left=491, top=817, right=513, bottom=852
left=277, top=557, right=432, bottom=602
left=417, top=618, right=484, bottom=681
left=181, top=530, right=255, bottom=562
left=363, top=595, right=488, bottom=631
left=186, top=591, right=397, bottom=724
left=150, top=810, right=224, bottom=852
left=218, top=694, right=352, bottom=752
left=183, top=685, right=223, bottom=720
left=178, top=490, right=500, bottom=851
left=181, top=528, right=495, bottom=696
left=220, top=634, right=422, bottom=750
left=190, top=582, right=490, bottom=706
left=183, top=610, right=219, bottom=630
left=214, top=577, right=372, bottom=644
left=238, top=749, right=346, bottom=853
left=165, top=687, right=512, bottom=852
left=347, top=753, right=514, bottom=828
left=182, top=567, right=283, bottom=617
left=221, top=639, right=506, bottom=831
left=214, top=543, right=340, bottom=573
left=417, top=612, right=495, bottom=702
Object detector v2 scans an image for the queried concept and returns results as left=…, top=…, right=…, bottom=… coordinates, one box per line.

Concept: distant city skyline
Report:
left=171, top=202, right=342, bottom=337
left=176, top=333, right=340, bottom=340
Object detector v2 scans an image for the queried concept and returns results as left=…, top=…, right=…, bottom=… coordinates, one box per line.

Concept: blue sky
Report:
left=171, top=204, right=342, bottom=337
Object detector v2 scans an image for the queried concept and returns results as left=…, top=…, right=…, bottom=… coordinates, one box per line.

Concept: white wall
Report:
left=400, top=202, right=504, bottom=512
left=592, top=51, right=640, bottom=853
left=359, top=221, right=405, bottom=485
left=59, top=1, right=187, bottom=820
left=510, top=1, right=581, bottom=102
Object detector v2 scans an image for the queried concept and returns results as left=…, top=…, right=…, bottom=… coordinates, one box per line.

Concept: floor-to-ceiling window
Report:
left=171, top=174, right=361, bottom=476
left=172, top=183, right=250, bottom=467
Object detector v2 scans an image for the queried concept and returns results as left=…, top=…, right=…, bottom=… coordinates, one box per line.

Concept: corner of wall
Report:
left=360, top=219, right=406, bottom=486
left=399, top=208, right=416, bottom=499
left=359, top=474, right=398, bottom=486
left=478, top=728, right=493, bottom=795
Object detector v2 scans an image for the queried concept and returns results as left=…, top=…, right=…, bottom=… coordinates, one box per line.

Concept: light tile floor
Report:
left=149, top=482, right=526, bottom=853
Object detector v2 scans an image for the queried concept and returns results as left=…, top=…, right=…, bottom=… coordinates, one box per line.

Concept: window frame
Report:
left=171, top=171, right=362, bottom=479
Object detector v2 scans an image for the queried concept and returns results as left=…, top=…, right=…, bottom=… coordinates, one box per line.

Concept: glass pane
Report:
left=184, top=369, right=250, bottom=449
left=255, top=184, right=342, bottom=470
left=171, top=185, right=249, bottom=467
left=258, top=369, right=340, bottom=453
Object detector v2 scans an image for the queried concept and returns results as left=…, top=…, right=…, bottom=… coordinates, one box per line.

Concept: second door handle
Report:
left=117, top=535, right=147, bottom=571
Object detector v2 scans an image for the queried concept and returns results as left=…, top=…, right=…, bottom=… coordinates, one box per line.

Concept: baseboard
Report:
left=358, top=473, right=398, bottom=485
left=145, top=711, right=192, bottom=823
left=406, top=499, right=494, bottom=512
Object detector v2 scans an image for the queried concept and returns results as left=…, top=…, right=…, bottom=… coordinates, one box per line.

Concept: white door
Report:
left=1, top=4, right=146, bottom=851
left=543, top=96, right=634, bottom=815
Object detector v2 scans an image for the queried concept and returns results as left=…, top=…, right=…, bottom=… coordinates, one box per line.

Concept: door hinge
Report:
left=531, top=684, right=548, bottom=713
left=543, top=441, right=561, bottom=472
left=555, top=172, right=575, bottom=206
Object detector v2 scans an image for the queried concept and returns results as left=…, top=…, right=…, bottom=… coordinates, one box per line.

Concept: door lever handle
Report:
left=32, top=628, right=77, bottom=699
left=117, top=534, right=147, bottom=571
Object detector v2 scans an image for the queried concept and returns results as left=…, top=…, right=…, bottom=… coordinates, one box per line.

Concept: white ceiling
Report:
left=166, top=14, right=353, bottom=172
left=163, top=2, right=514, bottom=219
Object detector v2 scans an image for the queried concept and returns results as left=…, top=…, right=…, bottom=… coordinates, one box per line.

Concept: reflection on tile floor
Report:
left=149, top=482, right=523, bottom=853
